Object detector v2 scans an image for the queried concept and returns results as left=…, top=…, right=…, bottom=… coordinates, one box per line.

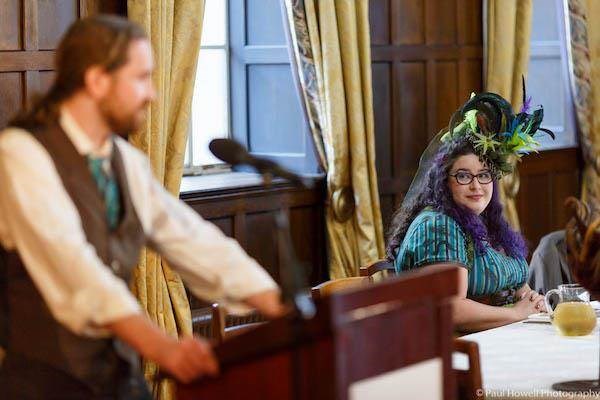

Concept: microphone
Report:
left=209, top=138, right=316, bottom=320
left=209, top=139, right=313, bottom=188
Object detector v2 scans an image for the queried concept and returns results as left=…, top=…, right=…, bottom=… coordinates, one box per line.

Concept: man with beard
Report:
left=0, top=15, right=283, bottom=400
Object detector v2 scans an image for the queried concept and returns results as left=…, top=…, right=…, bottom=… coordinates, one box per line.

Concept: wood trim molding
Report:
left=0, top=51, right=54, bottom=72
left=371, top=45, right=482, bottom=61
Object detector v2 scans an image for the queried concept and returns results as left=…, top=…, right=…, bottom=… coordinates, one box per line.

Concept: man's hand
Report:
left=157, top=336, right=218, bottom=383
left=244, top=289, right=287, bottom=318
left=105, top=314, right=219, bottom=383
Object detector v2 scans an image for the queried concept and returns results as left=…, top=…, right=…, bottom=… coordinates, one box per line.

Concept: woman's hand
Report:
left=512, top=290, right=545, bottom=320
left=524, top=289, right=547, bottom=312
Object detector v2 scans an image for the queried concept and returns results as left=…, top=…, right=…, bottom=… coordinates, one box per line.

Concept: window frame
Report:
left=183, top=0, right=319, bottom=178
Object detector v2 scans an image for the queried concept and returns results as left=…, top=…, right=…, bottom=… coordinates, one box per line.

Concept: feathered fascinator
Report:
left=440, top=77, right=555, bottom=176
left=400, top=78, right=555, bottom=210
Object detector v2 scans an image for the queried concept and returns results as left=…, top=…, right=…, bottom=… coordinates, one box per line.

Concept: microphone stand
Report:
left=260, top=172, right=316, bottom=400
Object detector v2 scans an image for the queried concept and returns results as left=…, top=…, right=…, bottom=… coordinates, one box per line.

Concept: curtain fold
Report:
left=127, top=1, right=204, bottom=399
left=567, top=0, right=600, bottom=209
left=484, top=0, right=533, bottom=230
left=284, top=0, right=384, bottom=279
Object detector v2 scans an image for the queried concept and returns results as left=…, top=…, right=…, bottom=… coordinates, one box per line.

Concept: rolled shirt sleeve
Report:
left=116, top=139, right=279, bottom=314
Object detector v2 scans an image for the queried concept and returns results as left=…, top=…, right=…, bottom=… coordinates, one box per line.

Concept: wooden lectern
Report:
left=178, top=265, right=459, bottom=400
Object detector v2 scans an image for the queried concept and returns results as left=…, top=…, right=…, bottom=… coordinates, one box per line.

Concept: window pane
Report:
left=248, top=64, right=305, bottom=153
left=201, top=0, right=226, bottom=46
left=191, top=49, right=229, bottom=166
left=246, top=0, right=286, bottom=46
left=531, top=0, right=559, bottom=42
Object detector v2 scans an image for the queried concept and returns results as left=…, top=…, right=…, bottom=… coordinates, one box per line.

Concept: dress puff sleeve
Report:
left=395, top=211, right=471, bottom=271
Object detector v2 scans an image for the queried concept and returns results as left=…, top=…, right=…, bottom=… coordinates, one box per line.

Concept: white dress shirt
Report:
left=0, top=110, right=277, bottom=337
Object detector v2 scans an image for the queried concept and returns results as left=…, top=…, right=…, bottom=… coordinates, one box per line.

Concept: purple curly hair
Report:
left=386, top=140, right=528, bottom=261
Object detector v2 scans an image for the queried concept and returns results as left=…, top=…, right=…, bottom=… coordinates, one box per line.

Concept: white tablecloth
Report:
left=454, top=321, right=600, bottom=399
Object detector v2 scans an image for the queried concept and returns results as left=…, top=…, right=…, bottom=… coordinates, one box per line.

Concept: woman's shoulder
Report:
left=396, top=208, right=471, bottom=270
left=411, top=208, right=462, bottom=229
left=405, top=208, right=467, bottom=244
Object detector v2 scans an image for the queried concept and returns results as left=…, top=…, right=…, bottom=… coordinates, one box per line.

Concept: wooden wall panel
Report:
left=395, top=62, right=426, bottom=181
left=459, top=59, right=483, bottom=98
left=211, top=217, right=234, bottom=238
left=392, top=0, right=424, bottom=45
left=370, top=0, right=484, bottom=229
left=182, top=181, right=327, bottom=306
left=246, top=212, right=281, bottom=281
left=38, top=1, right=79, bottom=50
left=289, top=205, right=325, bottom=285
left=517, top=173, right=548, bottom=250
left=0, top=73, right=23, bottom=129
left=0, top=0, right=126, bottom=130
left=459, top=0, right=483, bottom=45
left=425, top=0, right=456, bottom=44
left=39, top=70, right=55, bottom=93
left=372, top=62, right=392, bottom=179
left=434, top=61, right=458, bottom=132
left=369, top=0, right=389, bottom=45
left=0, top=0, right=22, bottom=50
left=516, top=148, right=581, bottom=252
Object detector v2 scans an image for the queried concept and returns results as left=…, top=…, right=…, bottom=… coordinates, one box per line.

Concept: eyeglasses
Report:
left=449, top=171, right=493, bottom=185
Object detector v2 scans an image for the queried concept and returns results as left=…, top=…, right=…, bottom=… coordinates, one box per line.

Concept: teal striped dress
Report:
left=394, top=209, right=528, bottom=297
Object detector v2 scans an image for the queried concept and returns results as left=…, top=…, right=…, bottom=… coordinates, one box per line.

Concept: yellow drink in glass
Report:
left=552, top=301, right=597, bottom=336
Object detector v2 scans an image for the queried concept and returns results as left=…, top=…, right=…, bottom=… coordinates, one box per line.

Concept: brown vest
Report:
left=0, top=120, right=146, bottom=395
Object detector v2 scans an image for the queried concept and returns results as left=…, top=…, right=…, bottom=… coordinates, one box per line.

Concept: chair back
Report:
left=311, top=271, right=483, bottom=399
left=210, top=303, right=265, bottom=344
left=454, top=338, right=484, bottom=400
left=191, top=307, right=214, bottom=338
left=359, top=259, right=396, bottom=280
left=311, top=276, right=369, bottom=299
left=359, top=260, right=485, bottom=400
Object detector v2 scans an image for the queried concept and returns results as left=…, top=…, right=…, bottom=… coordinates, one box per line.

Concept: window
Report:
left=185, top=0, right=319, bottom=176
left=526, top=0, right=578, bottom=150
left=185, top=0, right=230, bottom=173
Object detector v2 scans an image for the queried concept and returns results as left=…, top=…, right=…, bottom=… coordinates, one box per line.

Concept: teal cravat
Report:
left=87, top=156, right=121, bottom=230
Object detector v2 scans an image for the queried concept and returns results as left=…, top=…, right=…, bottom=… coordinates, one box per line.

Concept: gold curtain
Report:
left=485, top=0, right=533, bottom=230
left=567, top=0, right=600, bottom=209
left=284, top=0, right=384, bottom=279
left=127, top=1, right=204, bottom=399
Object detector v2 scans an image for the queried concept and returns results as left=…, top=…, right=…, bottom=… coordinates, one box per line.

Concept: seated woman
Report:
left=387, top=91, right=555, bottom=332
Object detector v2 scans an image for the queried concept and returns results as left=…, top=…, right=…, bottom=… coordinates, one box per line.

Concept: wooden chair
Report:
left=179, top=266, right=462, bottom=400
left=211, top=278, right=369, bottom=343
left=454, top=338, right=484, bottom=399
left=310, top=276, right=369, bottom=299
left=358, top=259, right=395, bottom=280
left=191, top=306, right=214, bottom=338
left=358, top=261, right=485, bottom=400
left=210, top=303, right=265, bottom=344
